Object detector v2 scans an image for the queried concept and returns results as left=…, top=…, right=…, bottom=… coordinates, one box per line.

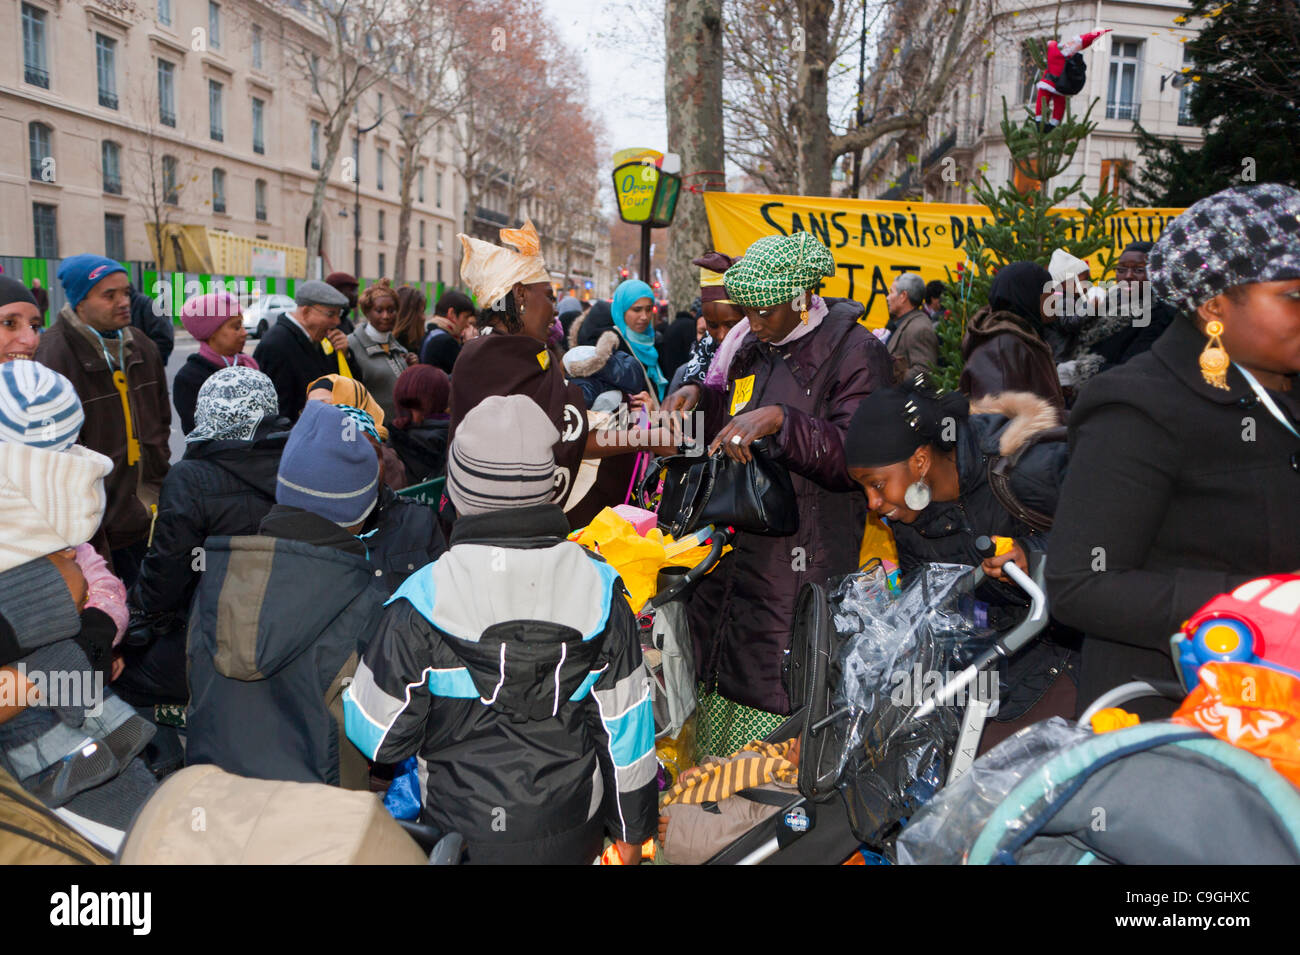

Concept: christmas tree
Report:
left=931, top=96, right=1122, bottom=390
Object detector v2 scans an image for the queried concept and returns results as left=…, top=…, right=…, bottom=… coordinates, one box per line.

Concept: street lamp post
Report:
left=353, top=116, right=382, bottom=279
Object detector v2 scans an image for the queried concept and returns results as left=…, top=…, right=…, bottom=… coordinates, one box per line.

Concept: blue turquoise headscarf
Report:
left=611, top=280, right=667, bottom=399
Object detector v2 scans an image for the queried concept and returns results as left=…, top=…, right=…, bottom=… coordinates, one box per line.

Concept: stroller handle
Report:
left=912, top=550, right=1050, bottom=721
left=648, top=526, right=732, bottom=609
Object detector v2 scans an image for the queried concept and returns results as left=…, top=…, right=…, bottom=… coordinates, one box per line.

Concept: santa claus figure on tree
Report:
left=1035, top=29, right=1112, bottom=129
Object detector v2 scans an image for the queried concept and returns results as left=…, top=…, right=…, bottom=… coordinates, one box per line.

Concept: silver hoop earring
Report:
left=904, top=480, right=931, bottom=511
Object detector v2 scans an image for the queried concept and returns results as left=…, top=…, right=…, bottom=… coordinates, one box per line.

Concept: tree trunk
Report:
left=794, top=0, right=833, bottom=196
left=306, top=120, right=349, bottom=279
left=394, top=136, right=419, bottom=286
left=664, top=0, right=726, bottom=314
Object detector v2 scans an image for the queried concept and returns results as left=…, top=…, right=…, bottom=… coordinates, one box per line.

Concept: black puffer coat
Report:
left=888, top=392, right=1075, bottom=722
left=132, top=417, right=290, bottom=617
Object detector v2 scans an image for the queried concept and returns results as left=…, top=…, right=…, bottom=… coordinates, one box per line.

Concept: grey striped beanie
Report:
left=0, top=361, right=84, bottom=451
left=447, top=395, right=559, bottom=516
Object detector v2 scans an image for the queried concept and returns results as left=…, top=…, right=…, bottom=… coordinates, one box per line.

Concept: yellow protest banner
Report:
left=703, top=193, right=1184, bottom=328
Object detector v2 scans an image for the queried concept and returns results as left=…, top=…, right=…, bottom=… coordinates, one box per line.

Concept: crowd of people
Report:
left=0, top=181, right=1297, bottom=865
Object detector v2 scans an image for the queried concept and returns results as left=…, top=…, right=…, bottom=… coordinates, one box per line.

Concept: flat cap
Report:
left=294, top=279, right=350, bottom=308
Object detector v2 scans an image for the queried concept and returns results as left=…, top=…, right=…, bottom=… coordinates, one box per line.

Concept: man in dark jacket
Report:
left=885, top=272, right=940, bottom=383
left=35, top=256, right=171, bottom=585
left=186, top=401, right=386, bottom=788
left=129, top=284, right=175, bottom=367
left=252, top=280, right=353, bottom=422
left=418, top=290, right=475, bottom=374
left=344, top=395, right=658, bottom=864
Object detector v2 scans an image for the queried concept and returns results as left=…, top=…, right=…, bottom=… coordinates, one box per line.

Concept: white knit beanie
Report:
left=446, top=395, right=559, bottom=516
left=0, top=442, right=113, bottom=572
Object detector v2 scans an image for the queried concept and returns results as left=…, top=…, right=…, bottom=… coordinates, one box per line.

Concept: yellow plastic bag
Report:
left=858, top=512, right=898, bottom=569
left=571, top=508, right=730, bottom=613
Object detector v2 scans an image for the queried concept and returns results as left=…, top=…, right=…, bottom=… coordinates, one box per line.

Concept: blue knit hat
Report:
left=56, top=255, right=127, bottom=310
left=276, top=400, right=379, bottom=526
left=0, top=361, right=84, bottom=451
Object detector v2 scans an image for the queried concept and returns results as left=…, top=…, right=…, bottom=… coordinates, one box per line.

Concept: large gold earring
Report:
left=1199, top=319, right=1230, bottom=390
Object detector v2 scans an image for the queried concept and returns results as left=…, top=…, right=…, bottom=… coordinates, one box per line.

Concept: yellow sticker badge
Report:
left=537, top=350, right=550, bottom=370
left=730, top=374, right=755, bottom=415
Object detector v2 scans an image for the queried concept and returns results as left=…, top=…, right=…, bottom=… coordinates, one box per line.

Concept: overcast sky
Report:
left=543, top=0, right=668, bottom=160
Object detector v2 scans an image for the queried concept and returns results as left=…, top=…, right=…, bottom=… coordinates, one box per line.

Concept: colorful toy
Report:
left=1171, top=574, right=1300, bottom=691
left=1034, top=29, right=1111, bottom=129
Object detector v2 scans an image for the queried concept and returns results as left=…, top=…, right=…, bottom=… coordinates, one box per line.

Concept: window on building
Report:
left=419, top=220, right=425, bottom=248
left=212, top=167, right=227, bottom=213
left=436, top=124, right=443, bottom=153
left=377, top=93, right=384, bottom=119
left=436, top=260, right=443, bottom=283
left=33, top=203, right=58, bottom=258
left=378, top=252, right=386, bottom=277
left=252, top=23, right=263, bottom=69
left=1099, top=158, right=1132, bottom=200
left=252, top=97, right=265, bottom=154
left=209, top=80, right=224, bottom=141
left=104, top=214, right=126, bottom=260
left=96, top=35, right=118, bottom=109
left=310, top=120, right=321, bottom=170
left=255, top=179, right=267, bottom=221
left=28, top=122, right=51, bottom=182
left=22, top=4, right=49, bottom=89
left=1178, top=48, right=1197, bottom=127
left=419, top=259, right=425, bottom=282
left=435, top=171, right=443, bottom=208
left=376, top=147, right=385, bottom=190
left=209, top=1, right=221, bottom=50
left=158, top=60, right=177, bottom=127
left=163, top=155, right=179, bottom=205
left=436, top=223, right=443, bottom=252
left=158, top=0, right=172, bottom=27
left=417, top=166, right=425, bottom=203
left=102, top=141, right=122, bottom=195
left=378, top=209, right=386, bottom=240
left=1106, top=40, right=1143, bottom=121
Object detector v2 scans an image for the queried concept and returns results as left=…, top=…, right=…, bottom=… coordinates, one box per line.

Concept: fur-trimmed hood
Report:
left=969, top=391, right=1063, bottom=457
left=562, top=330, right=621, bottom=378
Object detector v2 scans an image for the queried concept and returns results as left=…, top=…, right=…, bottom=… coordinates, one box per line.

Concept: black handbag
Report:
left=637, top=437, right=798, bottom=539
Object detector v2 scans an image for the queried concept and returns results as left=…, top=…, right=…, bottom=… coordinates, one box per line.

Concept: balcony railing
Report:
left=160, top=108, right=176, bottom=127
left=210, top=127, right=224, bottom=142
left=1178, top=101, right=1196, bottom=127
left=1106, top=101, right=1140, bottom=122
left=214, top=199, right=226, bottom=213
left=253, top=138, right=265, bottom=154
left=25, top=65, right=49, bottom=89
left=922, top=128, right=958, bottom=171
left=103, top=177, right=122, bottom=196
left=99, top=90, right=119, bottom=110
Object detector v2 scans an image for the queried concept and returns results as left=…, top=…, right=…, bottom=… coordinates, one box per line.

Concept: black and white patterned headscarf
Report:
left=1149, top=183, right=1300, bottom=318
left=187, top=366, right=279, bottom=443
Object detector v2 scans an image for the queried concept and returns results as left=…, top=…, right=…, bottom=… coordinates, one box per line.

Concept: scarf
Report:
left=186, top=365, right=279, bottom=443
left=305, top=374, right=390, bottom=440
left=705, top=295, right=828, bottom=390
left=363, top=322, right=394, bottom=347
left=611, top=280, right=668, bottom=399
left=679, top=334, right=719, bottom=387
left=661, top=737, right=799, bottom=807
left=198, top=342, right=258, bottom=371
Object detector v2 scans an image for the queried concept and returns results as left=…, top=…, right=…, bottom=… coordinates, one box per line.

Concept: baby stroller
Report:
left=707, top=537, right=1052, bottom=864
left=895, top=573, right=1300, bottom=865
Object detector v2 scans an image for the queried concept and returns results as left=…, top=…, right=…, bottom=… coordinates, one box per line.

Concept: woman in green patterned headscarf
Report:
left=667, top=231, right=896, bottom=758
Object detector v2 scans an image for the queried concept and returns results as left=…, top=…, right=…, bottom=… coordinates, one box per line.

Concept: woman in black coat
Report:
left=1047, top=184, right=1300, bottom=715
left=845, top=382, right=1076, bottom=746
left=123, top=367, right=289, bottom=704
